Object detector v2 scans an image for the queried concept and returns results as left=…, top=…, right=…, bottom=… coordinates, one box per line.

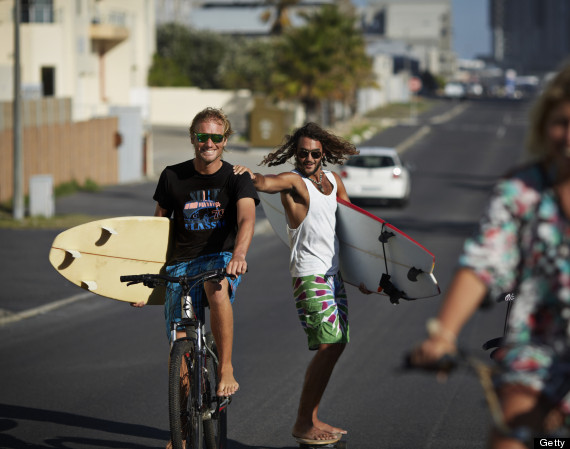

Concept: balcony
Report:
left=90, top=12, right=129, bottom=53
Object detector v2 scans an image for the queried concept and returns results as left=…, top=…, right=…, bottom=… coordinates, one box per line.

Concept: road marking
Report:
left=0, top=292, right=92, bottom=327
left=429, top=102, right=469, bottom=125
left=396, top=125, right=431, bottom=153
left=496, top=126, right=506, bottom=138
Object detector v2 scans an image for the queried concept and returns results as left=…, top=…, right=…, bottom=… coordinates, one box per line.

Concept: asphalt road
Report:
left=0, top=97, right=532, bottom=448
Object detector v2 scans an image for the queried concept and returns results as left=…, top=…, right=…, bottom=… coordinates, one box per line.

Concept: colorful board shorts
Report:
left=495, top=344, right=570, bottom=415
left=164, top=252, right=241, bottom=341
left=292, top=273, right=349, bottom=350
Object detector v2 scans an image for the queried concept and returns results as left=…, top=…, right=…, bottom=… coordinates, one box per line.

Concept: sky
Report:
left=451, top=0, right=491, bottom=59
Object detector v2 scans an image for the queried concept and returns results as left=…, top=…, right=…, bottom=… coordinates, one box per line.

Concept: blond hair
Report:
left=527, top=61, right=570, bottom=158
left=188, top=107, right=234, bottom=145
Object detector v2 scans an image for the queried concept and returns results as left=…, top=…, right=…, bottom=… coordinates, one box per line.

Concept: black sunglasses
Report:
left=195, top=133, right=224, bottom=143
left=297, top=149, right=322, bottom=159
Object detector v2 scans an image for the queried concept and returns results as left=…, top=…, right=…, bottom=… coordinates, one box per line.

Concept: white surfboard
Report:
left=49, top=217, right=173, bottom=305
left=258, top=192, right=440, bottom=303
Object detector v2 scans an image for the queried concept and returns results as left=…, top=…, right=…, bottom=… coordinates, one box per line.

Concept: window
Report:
left=21, top=0, right=54, bottom=24
left=346, top=156, right=395, bottom=168
left=41, top=67, right=55, bottom=97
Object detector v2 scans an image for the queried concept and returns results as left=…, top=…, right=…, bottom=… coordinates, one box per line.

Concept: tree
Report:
left=148, top=53, right=192, bottom=87
left=270, top=3, right=374, bottom=123
left=261, top=0, right=301, bottom=35
left=149, top=23, right=229, bottom=89
left=219, top=37, right=276, bottom=92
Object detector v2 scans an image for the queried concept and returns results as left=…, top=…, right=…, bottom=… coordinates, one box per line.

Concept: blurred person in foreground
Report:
left=410, top=63, right=570, bottom=448
left=234, top=123, right=371, bottom=445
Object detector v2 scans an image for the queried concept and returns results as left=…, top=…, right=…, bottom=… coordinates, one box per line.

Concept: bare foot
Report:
left=217, top=365, right=239, bottom=396
left=315, top=419, right=347, bottom=435
left=292, top=424, right=339, bottom=443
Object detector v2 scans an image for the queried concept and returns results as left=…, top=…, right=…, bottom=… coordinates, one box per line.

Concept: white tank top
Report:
left=287, top=170, right=339, bottom=277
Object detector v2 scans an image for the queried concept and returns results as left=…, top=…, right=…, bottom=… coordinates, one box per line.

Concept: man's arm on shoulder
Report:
left=233, top=165, right=301, bottom=194
left=254, top=172, right=303, bottom=194
left=333, top=172, right=351, bottom=203
left=226, top=197, right=256, bottom=277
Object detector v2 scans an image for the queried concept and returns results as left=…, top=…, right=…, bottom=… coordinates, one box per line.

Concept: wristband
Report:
left=426, top=318, right=457, bottom=344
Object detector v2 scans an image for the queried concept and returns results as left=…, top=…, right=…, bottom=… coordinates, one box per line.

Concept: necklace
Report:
left=306, top=171, right=324, bottom=193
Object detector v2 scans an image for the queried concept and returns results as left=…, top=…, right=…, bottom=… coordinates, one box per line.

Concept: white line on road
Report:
left=0, top=292, right=92, bottom=327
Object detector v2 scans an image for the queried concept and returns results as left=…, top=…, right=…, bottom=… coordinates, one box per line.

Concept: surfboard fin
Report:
left=101, top=225, right=118, bottom=235
left=378, top=230, right=395, bottom=243
left=407, top=267, right=424, bottom=282
left=65, top=249, right=81, bottom=258
left=81, top=281, right=98, bottom=291
left=378, top=273, right=404, bottom=305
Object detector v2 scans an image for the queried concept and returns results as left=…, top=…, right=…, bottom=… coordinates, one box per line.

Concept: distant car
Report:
left=443, top=82, right=466, bottom=99
left=339, top=147, right=411, bottom=207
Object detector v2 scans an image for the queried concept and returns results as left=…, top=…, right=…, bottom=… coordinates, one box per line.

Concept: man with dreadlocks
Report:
left=234, top=122, right=370, bottom=446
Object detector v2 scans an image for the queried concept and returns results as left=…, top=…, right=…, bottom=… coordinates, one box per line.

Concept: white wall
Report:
left=147, top=87, right=254, bottom=134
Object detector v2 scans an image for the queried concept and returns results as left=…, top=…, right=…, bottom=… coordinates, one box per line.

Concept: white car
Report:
left=443, top=82, right=466, bottom=99
left=339, top=147, right=411, bottom=207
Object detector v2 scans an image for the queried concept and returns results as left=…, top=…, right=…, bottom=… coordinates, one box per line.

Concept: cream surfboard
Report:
left=258, top=192, right=440, bottom=303
left=49, top=216, right=172, bottom=305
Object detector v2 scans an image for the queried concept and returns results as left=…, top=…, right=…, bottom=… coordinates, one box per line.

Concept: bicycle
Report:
left=403, top=347, right=570, bottom=449
left=121, top=268, right=231, bottom=449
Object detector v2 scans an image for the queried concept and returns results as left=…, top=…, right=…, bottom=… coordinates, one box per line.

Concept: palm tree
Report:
left=270, top=3, right=374, bottom=123
left=261, top=0, right=301, bottom=35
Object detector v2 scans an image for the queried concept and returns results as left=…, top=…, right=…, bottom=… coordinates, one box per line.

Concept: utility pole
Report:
left=13, top=0, right=24, bottom=220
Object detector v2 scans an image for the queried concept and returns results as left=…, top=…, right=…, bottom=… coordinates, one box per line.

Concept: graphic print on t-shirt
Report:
left=183, top=189, right=225, bottom=231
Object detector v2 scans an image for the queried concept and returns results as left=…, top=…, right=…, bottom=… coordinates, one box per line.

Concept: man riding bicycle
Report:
left=133, top=107, right=258, bottom=403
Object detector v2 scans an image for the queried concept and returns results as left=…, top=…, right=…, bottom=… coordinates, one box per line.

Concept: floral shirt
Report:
left=459, top=163, right=570, bottom=412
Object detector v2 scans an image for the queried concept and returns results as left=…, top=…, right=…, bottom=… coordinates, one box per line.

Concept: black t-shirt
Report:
left=153, top=160, right=259, bottom=263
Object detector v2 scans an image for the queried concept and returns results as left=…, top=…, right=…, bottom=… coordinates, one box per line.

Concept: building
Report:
left=359, top=0, right=454, bottom=78
left=0, top=0, right=156, bottom=193
left=0, top=0, right=156, bottom=121
left=490, top=0, right=570, bottom=75
left=156, top=0, right=334, bottom=36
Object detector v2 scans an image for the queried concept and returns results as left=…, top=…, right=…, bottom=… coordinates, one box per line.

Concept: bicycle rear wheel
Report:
left=203, top=332, right=228, bottom=449
left=169, top=339, right=203, bottom=449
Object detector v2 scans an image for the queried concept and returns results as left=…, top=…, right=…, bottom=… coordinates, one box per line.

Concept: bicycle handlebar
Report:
left=120, top=268, right=228, bottom=289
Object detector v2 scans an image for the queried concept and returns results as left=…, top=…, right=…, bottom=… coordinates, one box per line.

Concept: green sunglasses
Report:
left=195, top=133, right=224, bottom=143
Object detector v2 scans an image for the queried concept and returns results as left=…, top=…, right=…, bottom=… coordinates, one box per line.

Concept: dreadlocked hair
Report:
left=260, top=122, right=358, bottom=167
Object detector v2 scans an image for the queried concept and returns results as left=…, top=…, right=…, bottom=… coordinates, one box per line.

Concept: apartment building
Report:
left=0, top=0, right=156, bottom=121
left=359, top=0, right=454, bottom=78
left=490, top=0, right=570, bottom=75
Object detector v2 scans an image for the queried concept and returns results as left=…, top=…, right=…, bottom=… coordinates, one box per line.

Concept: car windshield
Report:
left=346, top=155, right=395, bottom=168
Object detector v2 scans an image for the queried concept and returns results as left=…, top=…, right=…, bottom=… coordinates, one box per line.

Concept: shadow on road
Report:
left=0, top=403, right=167, bottom=448
left=0, top=404, right=314, bottom=449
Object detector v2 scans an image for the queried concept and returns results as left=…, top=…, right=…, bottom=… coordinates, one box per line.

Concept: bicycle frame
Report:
left=121, top=269, right=229, bottom=448
left=171, top=290, right=230, bottom=421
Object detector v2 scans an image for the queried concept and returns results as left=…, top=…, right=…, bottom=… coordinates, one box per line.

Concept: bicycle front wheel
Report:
left=203, top=332, right=228, bottom=449
left=169, top=339, right=203, bottom=449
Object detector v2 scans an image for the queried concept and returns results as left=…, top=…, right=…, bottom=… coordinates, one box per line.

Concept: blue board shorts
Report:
left=164, top=252, right=241, bottom=341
